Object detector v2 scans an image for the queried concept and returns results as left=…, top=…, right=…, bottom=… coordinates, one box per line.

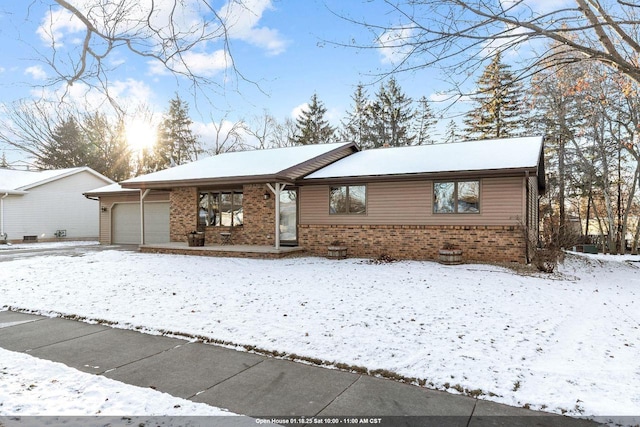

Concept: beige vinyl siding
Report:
left=98, top=192, right=169, bottom=244
left=300, top=176, right=525, bottom=226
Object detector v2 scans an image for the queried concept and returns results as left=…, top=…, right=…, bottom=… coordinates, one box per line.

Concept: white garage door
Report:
left=112, top=202, right=170, bottom=244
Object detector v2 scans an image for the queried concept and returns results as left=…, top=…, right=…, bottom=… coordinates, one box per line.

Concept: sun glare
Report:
left=126, top=119, right=157, bottom=153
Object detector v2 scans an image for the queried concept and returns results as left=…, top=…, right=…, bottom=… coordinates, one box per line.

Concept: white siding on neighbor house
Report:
left=2, top=171, right=108, bottom=241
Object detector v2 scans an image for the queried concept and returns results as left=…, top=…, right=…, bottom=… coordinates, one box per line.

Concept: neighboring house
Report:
left=0, top=167, right=113, bottom=243
left=87, top=137, right=545, bottom=263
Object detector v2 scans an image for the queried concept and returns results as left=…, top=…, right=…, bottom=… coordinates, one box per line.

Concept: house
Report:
left=300, top=137, right=545, bottom=263
left=0, top=167, right=114, bottom=243
left=86, top=142, right=357, bottom=248
left=87, top=137, right=545, bottom=263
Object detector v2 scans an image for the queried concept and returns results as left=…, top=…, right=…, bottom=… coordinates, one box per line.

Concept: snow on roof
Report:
left=305, top=136, right=544, bottom=180
left=0, top=167, right=109, bottom=194
left=122, top=142, right=354, bottom=186
left=84, top=182, right=137, bottom=195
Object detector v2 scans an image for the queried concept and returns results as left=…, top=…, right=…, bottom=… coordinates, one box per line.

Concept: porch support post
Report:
left=140, top=189, right=151, bottom=245
left=266, top=183, right=286, bottom=250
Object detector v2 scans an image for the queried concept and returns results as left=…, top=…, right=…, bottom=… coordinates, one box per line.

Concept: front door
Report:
left=279, top=188, right=298, bottom=246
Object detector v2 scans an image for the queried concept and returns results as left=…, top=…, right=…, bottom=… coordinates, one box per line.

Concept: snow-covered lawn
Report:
left=0, top=347, right=235, bottom=417
left=2, top=247, right=639, bottom=418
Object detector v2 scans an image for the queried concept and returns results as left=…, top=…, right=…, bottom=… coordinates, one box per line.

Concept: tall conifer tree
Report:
left=152, top=94, right=202, bottom=170
left=37, top=116, right=87, bottom=169
left=369, top=77, right=415, bottom=147
left=463, top=53, right=525, bottom=139
left=414, top=96, right=437, bottom=145
left=291, top=93, right=335, bottom=145
left=340, top=84, right=374, bottom=147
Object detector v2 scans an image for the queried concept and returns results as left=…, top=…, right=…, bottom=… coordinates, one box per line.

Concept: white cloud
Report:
left=36, top=0, right=285, bottom=82
left=377, top=26, right=414, bottom=64
left=30, top=78, right=154, bottom=114
left=219, top=0, right=288, bottom=55
left=109, top=79, right=154, bottom=103
left=36, top=8, right=85, bottom=47
left=291, top=103, right=308, bottom=120
left=25, top=65, right=48, bottom=81
left=480, top=24, right=530, bottom=58
left=500, top=0, right=574, bottom=14
left=148, top=49, right=232, bottom=77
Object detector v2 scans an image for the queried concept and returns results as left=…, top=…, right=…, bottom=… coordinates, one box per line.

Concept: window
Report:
left=198, top=191, right=243, bottom=227
left=329, top=185, right=366, bottom=214
left=434, top=181, right=479, bottom=214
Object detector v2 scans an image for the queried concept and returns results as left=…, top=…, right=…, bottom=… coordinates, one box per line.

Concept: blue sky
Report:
left=0, top=0, right=478, bottom=163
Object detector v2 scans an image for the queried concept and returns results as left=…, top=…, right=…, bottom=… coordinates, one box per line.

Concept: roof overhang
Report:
left=120, top=174, right=297, bottom=190
left=83, top=188, right=171, bottom=198
left=0, top=189, right=28, bottom=196
left=19, top=167, right=114, bottom=191
left=301, top=167, right=541, bottom=186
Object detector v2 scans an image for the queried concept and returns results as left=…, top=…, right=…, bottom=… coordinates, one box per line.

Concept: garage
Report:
left=112, top=202, right=170, bottom=244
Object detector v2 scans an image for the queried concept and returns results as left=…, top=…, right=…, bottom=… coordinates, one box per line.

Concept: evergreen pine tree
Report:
left=82, top=112, right=132, bottom=181
left=463, top=53, right=525, bottom=139
left=153, top=94, right=202, bottom=170
left=291, top=93, right=335, bottom=145
left=414, top=96, right=438, bottom=145
left=0, top=152, right=8, bottom=168
left=370, top=77, right=415, bottom=147
left=37, top=115, right=88, bottom=169
left=340, top=84, right=374, bottom=147
left=444, top=120, right=461, bottom=144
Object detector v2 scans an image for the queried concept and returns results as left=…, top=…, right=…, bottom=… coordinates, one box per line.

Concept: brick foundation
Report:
left=298, top=224, right=526, bottom=263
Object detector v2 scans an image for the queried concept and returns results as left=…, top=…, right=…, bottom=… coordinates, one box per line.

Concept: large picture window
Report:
left=329, top=185, right=366, bottom=214
left=199, top=191, right=243, bottom=227
left=434, top=181, right=480, bottom=214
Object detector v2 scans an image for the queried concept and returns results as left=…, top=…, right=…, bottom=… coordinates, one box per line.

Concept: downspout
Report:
left=1, top=193, right=8, bottom=239
left=525, top=171, right=530, bottom=264
left=140, top=189, right=151, bottom=245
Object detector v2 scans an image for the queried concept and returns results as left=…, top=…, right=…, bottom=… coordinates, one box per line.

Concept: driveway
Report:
left=0, top=242, right=137, bottom=261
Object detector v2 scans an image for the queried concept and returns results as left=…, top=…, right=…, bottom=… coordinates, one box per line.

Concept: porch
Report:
left=139, top=242, right=306, bottom=259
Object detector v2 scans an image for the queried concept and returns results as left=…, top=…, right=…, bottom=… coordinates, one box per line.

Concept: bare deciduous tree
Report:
left=206, top=113, right=248, bottom=155
left=343, top=1, right=640, bottom=88
left=245, top=110, right=279, bottom=150
left=36, top=0, right=254, bottom=105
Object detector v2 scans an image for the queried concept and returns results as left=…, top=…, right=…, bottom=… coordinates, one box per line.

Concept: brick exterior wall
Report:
left=238, top=184, right=276, bottom=245
left=170, top=184, right=276, bottom=245
left=298, top=224, right=526, bottom=263
left=168, top=184, right=526, bottom=263
left=170, top=187, right=198, bottom=242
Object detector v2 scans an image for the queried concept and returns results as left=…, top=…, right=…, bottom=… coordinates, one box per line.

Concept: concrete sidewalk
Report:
left=0, top=310, right=598, bottom=427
